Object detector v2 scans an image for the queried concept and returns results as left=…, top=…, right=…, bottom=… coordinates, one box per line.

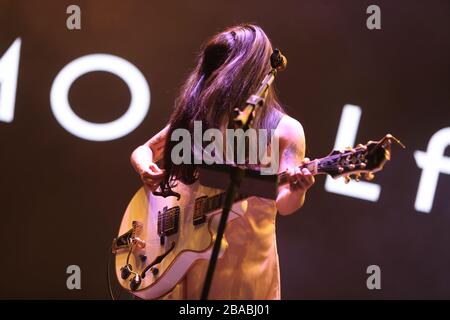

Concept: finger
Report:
left=149, top=163, right=165, bottom=173
left=290, top=180, right=301, bottom=190
left=301, top=157, right=310, bottom=164
left=301, top=168, right=312, bottom=176
left=293, top=179, right=307, bottom=191
left=142, top=179, right=161, bottom=187
left=299, top=174, right=315, bottom=188
left=295, top=172, right=306, bottom=186
left=142, top=170, right=166, bottom=179
left=287, top=166, right=299, bottom=179
left=288, top=170, right=299, bottom=188
left=289, top=168, right=300, bottom=184
left=286, top=167, right=294, bottom=177
left=287, top=168, right=297, bottom=181
left=143, top=175, right=163, bottom=184
left=288, top=168, right=303, bottom=190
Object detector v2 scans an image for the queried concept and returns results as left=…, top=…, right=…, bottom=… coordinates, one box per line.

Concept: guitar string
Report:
left=158, top=150, right=367, bottom=227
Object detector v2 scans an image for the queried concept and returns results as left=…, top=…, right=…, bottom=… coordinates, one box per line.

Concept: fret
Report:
left=192, top=190, right=250, bottom=226
left=205, top=195, right=214, bottom=212
left=158, top=206, right=180, bottom=236
left=213, top=195, right=221, bottom=210
left=193, top=196, right=207, bottom=225
left=203, top=199, right=209, bottom=212
left=201, top=199, right=208, bottom=213
left=203, top=191, right=247, bottom=214
left=277, top=159, right=328, bottom=186
left=206, top=197, right=212, bottom=211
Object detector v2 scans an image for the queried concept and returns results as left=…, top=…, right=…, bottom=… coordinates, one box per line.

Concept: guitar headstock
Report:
left=318, top=134, right=405, bottom=183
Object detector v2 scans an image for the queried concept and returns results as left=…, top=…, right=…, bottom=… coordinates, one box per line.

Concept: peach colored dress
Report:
left=163, top=196, right=281, bottom=300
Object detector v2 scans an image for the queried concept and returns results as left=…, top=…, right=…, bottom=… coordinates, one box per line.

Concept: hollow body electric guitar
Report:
left=113, top=134, right=404, bottom=299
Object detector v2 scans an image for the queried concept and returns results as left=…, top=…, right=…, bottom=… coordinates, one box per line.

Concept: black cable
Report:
left=107, top=246, right=116, bottom=300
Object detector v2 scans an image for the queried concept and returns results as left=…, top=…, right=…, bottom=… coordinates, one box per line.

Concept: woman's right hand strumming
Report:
left=137, top=162, right=165, bottom=192
left=130, top=125, right=169, bottom=192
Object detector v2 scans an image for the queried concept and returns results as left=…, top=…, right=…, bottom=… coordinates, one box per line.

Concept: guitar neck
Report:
left=202, top=157, right=328, bottom=214
left=277, top=156, right=334, bottom=185
left=203, top=150, right=363, bottom=214
left=201, top=191, right=248, bottom=215
left=194, top=134, right=403, bottom=221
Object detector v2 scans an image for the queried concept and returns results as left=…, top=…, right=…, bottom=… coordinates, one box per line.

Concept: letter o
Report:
left=50, top=54, right=150, bottom=141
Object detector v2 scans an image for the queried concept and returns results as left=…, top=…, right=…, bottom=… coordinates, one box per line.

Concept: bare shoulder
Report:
left=275, top=114, right=305, bottom=149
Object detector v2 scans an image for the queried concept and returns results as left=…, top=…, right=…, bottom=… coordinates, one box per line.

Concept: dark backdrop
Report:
left=0, top=0, right=449, bottom=299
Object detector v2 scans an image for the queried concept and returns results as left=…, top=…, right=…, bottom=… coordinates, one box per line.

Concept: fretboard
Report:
left=277, top=150, right=362, bottom=185
left=202, top=191, right=248, bottom=214
left=201, top=150, right=363, bottom=213
left=275, top=159, right=322, bottom=186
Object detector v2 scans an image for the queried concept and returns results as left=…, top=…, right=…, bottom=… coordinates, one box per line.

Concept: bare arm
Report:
left=130, top=125, right=169, bottom=190
left=275, top=116, right=315, bottom=215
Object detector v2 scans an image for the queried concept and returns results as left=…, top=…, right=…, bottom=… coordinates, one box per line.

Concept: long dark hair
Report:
left=161, top=24, right=284, bottom=192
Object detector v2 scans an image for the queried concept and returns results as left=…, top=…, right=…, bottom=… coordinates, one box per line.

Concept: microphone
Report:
left=270, top=48, right=287, bottom=71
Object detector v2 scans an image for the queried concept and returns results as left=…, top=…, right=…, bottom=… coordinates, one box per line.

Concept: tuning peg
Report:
left=344, top=175, right=351, bottom=184
left=338, top=166, right=344, bottom=173
left=354, top=173, right=361, bottom=182
left=385, top=148, right=391, bottom=161
left=364, top=172, right=375, bottom=181
left=359, top=162, right=366, bottom=169
left=348, top=164, right=355, bottom=170
left=356, top=143, right=368, bottom=150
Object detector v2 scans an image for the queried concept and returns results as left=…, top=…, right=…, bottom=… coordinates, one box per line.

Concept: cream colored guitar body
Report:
left=114, top=181, right=247, bottom=300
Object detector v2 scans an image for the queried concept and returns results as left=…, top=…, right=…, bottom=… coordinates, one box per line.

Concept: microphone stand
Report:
left=200, top=49, right=287, bottom=300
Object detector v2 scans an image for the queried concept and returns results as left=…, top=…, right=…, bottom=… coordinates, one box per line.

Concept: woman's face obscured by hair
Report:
left=161, top=24, right=282, bottom=191
left=200, top=24, right=273, bottom=82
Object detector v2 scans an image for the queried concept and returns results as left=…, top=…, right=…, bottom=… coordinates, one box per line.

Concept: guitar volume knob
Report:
left=120, top=264, right=132, bottom=280
left=130, top=274, right=142, bottom=291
